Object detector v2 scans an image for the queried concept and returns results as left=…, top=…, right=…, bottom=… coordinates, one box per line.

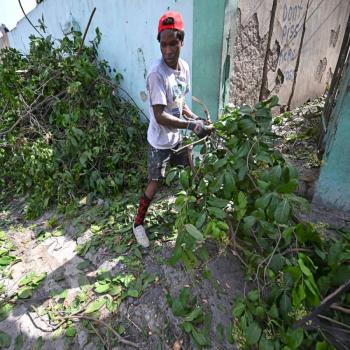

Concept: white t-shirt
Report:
left=146, top=58, right=190, bottom=149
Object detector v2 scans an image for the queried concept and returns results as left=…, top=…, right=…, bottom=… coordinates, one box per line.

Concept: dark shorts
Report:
left=148, top=143, right=190, bottom=181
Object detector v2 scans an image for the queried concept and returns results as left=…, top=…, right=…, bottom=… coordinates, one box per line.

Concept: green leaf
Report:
left=126, top=289, right=139, bottom=298
left=94, top=281, right=110, bottom=293
left=279, top=292, right=291, bottom=317
left=32, top=336, right=44, bottom=350
left=181, top=321, right=193, bottom=333
left=265, top=95, right=279, bottom=108
left=191, top=327, right=211, bottom=346
left=65, top=326, right=76, bottom=337
left=210, top=173, right=224, bottom=193
left=330, top=265, right=350, bottom=286
left=233, top=301, right=245, bottom=317
left=183, top=307, right=203, bottom=322
left=32, top=272, right=47, bottom=285
left=243, top=215, right=256, bottom=231
left=207, top=206, right=226, bottom=219
left=259, top=336, right=275, bottom=350
left=297, top=258, right=312, bottom=277
left=195, top=212, right=207, bottom=228
left=108, top=284, right=122, bottom=296
left=274, top=199, right=290, bottom=224
left=0, top=303, right=13, bottom=322
left=255, top=193, right=272, bottom=209
left=257, top=179, right=270, bottom=191
left=17, top=286, right=33, bottom=299
left=165, top=169, right=177, bottom=185
left=179, top=287, right=190, bottom=307
left=77, top=260, right=90, bottom=270
left=207, top=197, right=229, bottom=208
left=239, top=118, right=256, bottom=135
left=179, top=170, right=190, bottom=189
left=14, top=334, right=24, bottom=350
left=0, top=331, right=11, bottom=348
left=315, top=341, right=329, bottom=350
left=185, top=224, right=204, bottom=241
left=223, top=171, right=236, bottom=198
left=85, top=297, right=106, bottom=314
left=237, top=191, right=247, bottom=209
left=245, top=322, right=262, bottom=345
left=19, top=272, right=35, bottom=286
left=328, top=241, right=343, bottom=266
left=276, top=179, right=298, bottom=194
left=214, top=157, right=228, bottom=170
left=270, top=165, right=282, bottom=184
left=283, top=327, right=304, bottom=349
left=247, top=289, right=259, bottom=302
left=292, top=284, right=306, bottom=307
left=269, top=254, right=285, bottom=273
left=171, top=299, right=187, bottom=317
left=216, top=323, right=225, bottom=341
left=268, top=303, right=279, bottom=318
left=0, top=255, right=15, bottom=266
left=227, top=323, right=235, bottom=344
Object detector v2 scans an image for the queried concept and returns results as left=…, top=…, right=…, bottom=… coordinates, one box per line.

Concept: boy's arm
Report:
left=152, top=104, right=193, bottom=129
left=182, top=103, right=200, bottom=120
left=153, top=104, right=213, bottom=137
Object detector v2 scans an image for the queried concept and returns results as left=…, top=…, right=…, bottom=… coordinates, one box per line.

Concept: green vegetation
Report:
left=170, top=96, right=350, bottom=349
left=167, top=287, right=211, bottom=347
left=1, top=28, right=348, bottom=349
left=0, top=29, right=147, bottom=218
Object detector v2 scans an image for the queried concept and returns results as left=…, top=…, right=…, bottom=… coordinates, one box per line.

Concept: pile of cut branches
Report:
left=169, top=97, right=350, bottom=349
left=0, top=30, right=147, bottom=218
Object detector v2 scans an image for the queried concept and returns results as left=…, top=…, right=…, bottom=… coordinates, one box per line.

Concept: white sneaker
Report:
left=133, top=224, right=150, bottom=248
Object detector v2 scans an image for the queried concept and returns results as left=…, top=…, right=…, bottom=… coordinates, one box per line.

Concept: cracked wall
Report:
left=229, top=10, right=268, bottom=107
left=229, top=0, right=350, bottom=110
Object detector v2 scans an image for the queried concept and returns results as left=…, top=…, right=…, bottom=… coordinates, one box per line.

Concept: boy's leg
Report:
left=134, top=180, right=159, bottom=227
left=133, top=145, right=170, bottom=247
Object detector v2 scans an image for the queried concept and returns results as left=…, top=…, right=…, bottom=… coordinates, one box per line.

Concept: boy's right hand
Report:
left=189, top=120, right=213, bottom=138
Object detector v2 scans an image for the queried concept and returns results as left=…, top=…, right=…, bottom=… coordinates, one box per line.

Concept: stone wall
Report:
left=230, top=0, right=350, bottom=111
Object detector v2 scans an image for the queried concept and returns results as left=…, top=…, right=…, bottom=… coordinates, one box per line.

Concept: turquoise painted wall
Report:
left=192, top=0, right=227, bottom=119
left=315, top=57, right=350, bottom=210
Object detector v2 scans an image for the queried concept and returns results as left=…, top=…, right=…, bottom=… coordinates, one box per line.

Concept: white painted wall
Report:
left=8, top=0, right=193, bottom=116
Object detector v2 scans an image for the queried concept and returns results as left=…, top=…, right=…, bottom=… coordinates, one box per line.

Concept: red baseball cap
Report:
left=158, top=11, right=184, bottom=34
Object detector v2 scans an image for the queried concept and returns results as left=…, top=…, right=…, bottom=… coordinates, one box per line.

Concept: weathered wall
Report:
left=229, top=0, right=273, bottom=107
left=314, top=55, right=350, bottom=211
left=230, top=0, right=350, bottom=110
left=292, top=0, right=350, bottom=106
left=192, top=0, right=236, bottom=118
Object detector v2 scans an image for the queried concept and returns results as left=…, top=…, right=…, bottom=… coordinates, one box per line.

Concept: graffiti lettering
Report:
left=277, top=1, right=304, bottom=84
left=278, top=48, right=296, bottom=64
left=282, top=3, right=303, bottom=23
left=284, top=69, right=295, bottom=81
left=282, top=21, right=301, bottom=44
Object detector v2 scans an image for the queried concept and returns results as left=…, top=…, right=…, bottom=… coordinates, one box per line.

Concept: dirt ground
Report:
left=1, top=97, right=350, bottom=350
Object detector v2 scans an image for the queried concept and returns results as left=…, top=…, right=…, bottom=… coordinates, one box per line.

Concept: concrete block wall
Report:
left=230, top=0, right=350, bottom=111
